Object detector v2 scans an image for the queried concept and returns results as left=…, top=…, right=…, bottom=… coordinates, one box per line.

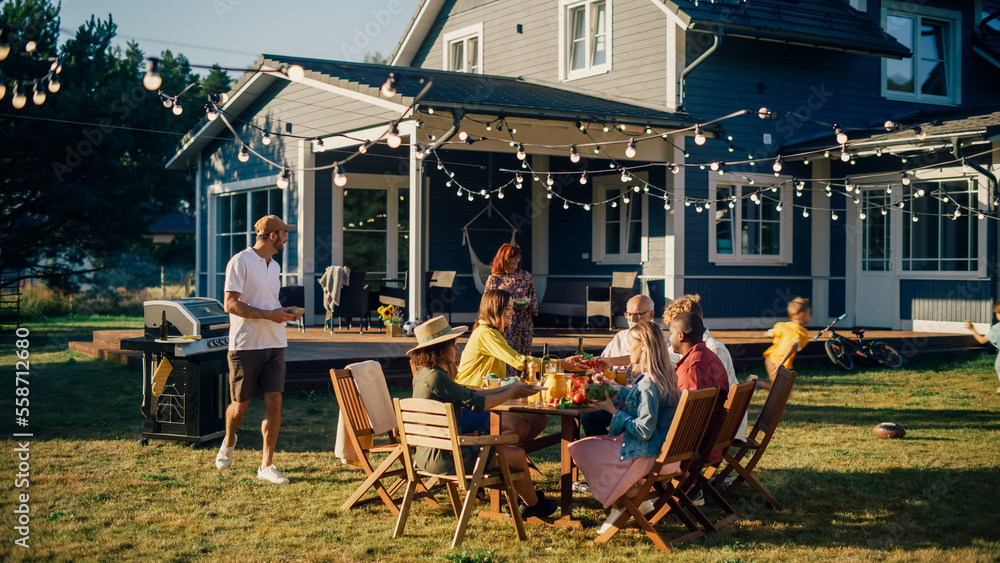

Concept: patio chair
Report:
left=331, top=367, right=437, bottom=516
left=392, top=397, right=527, bottom=549
left=327, top=270, right=370, bottom=333
left=426, top=270, right=457, bottom=323
left=705, top=368, right=796, bottom=510
left=585, top=271, right=637, bottom=329
left=596, top=387, right=719, bottom=551
left=278, top=285, right=305, bottom=332
left=677, top=380, right=757, bottom=532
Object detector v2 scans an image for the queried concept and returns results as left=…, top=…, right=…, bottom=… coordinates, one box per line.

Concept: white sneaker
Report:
left=215, top=434, right=237, bottom=469
left=596, top=497, right=657, bottom=534
left=257, top=464, right=289, bottom=485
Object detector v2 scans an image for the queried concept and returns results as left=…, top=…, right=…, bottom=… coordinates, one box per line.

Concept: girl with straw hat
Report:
left=408, top=315, right=559, bottom=519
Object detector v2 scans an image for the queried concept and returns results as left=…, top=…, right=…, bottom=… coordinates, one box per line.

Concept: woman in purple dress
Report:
left=485, top=243, right=537, bottom=379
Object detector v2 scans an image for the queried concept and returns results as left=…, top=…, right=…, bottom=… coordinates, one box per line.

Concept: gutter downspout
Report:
left=953, top=139, right=998, bottom=208
left=679, top=29, right=721, bottom=111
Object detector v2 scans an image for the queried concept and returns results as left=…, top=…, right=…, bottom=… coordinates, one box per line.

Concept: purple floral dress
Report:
left=485, top=269, right=538, bottom=379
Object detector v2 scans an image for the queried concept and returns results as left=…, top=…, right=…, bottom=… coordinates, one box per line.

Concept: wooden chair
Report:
left=678, top=380, right=757, bottom=532
left=331, top=368, right=436, bottom=516
left=585, top=271, right=637, bottom=328
left=392, top=397, right=527, bottom=549
left=705, top=368, right=796, bottom=510
left=596, top=387, right=719, bottom=551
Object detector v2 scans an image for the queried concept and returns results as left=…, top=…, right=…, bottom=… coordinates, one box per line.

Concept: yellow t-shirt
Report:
left=763, top=321, right=810, bottom=369
left=455, top=321, right=540, bottom=387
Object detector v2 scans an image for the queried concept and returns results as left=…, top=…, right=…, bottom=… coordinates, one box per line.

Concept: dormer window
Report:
left=559, top=0, right=612, bottom=81
left=443, top=23, right=483, bottom=74
left=881, top=2, right=961, bottom=105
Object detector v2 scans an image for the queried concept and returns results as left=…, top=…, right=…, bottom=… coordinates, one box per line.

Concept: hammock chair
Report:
left=462, top=202, right=518, bottom=294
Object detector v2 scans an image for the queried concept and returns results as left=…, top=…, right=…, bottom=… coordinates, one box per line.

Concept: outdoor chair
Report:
left=426, top=270, right=457, bottom=323
left=585, top=271, right=637, bottom=329
left=392, top=397, right=527, bottom=549
left=331, top=367, right=437, bottom=516
left=327, top=270, right=370, bottom=333
left=705, top=368, right=796, bottom=510
left=677, top=380, right=757, bottom=532
left=596, top=387, right=719, bottom=551
left=278, top=285, right=305, bottom=332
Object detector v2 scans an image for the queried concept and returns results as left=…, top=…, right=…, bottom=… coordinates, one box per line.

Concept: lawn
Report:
left=1, top=321, right=998, bottom=562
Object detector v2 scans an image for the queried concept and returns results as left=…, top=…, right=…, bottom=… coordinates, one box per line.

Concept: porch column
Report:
left=811, top=158, right=831, bottom=325
left=531, top=155, right=549, bottom=301
left=405, top=122, right=425, bottom=322
left=297, top=139, right=317, bottom=327
left=665, top=143, right=685, bottom=300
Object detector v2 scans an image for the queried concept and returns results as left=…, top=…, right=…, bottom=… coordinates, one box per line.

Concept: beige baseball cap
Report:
left=254, top=215, right=296, bottom=236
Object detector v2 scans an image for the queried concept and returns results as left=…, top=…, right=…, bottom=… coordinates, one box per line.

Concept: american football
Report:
left=873, top=422, right=906, bottom=439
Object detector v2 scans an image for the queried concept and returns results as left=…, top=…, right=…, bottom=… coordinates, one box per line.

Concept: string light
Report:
left=884, top=120, right=900, bottom=132
left=563, top=200, right=569, bottom=209
left=414, top=143, right=425, bottom=159
left=262, top=130, right=271, bottom=146
left=47, top=75, right=59, bottom=93
left=171, top=98, right=183, bottom=115
left=516, top=143, right=526, bottom=160
left=237, top=144, right=250, bottom=163
left=546, top=174, right=554, bottom=186
left=31, top=80, right=44, bottom=105
left=840, top=146, right=851, bottom=162
left=381, top=72, right=398, bottom=97
left=758, top=107, right=773, bottom=119
left=912, top=215, right=919, bottom=222
left=845, top=179, right=854, bottom=193
left=834, top=125, right=848, bottom=145
left=143, top=58, right=162, bottom=91
left=710, top=161, right=723, bottom=172
left=831, top=211, right=839, bottom=221
left=570, top=145, right=580, bottom=163
left=772, top=156, right=783, bottom=173
left=694, top=125, right=706, bottom=145
left=667, top=163, right=679, bottom=174
left=625, top=138, right=637, bottom=158
left=206, top=105, right=218, bottom=121
left=580, top=173, right=588, bottom=185
left=901, top=171, right=911, bottom=186
left=11, top=82, right=25, bottom=109
left=803, top=208, right=810, bottom=217
left=387, top=123, right=402, bottom=148
left=458, top=131, right=469, bottom=141
left=497, top=190, right=504, bottom=199
left=333, top=164, right=348, bottom=187
left=859, top=211, right=867, bottom=220
left=620, top=169, right=630, bottom=182
left=276, top=167, right=290, bottom=189
left=881, top=208, right=887, bottom=216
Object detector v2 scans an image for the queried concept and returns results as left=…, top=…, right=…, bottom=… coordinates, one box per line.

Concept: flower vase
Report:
left=387, top=323, right=402, bottom=337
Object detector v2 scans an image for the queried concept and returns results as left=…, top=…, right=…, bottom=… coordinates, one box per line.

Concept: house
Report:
left=166, top=0, right=1000, bottom=332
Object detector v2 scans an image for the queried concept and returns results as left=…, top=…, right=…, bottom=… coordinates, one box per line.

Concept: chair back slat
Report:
left=395, top=398, right=465, bottom=477
left=658, top=387, right=719, bottom=465
left=400, top=422, right=453, bottom=440
left=400, top=411, right=452, bottom=426
left=711, top=381, right=757, bottom=452
left=752, top=368, right=795, bottom=439
left=332, top=368, right=374, bottom=436
left=404, top=434, right=457, bottom=450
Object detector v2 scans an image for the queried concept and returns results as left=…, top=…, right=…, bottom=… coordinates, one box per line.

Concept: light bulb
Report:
left=0, top=42, right=8, bottom=62
left=611, top=201, right=617, bottom=208
left=620, top=170, right=630, bottom=182
left=546, top=192, right=552, bottom=200
left=901, top=173, right=910, bottom=186
left=694, top=125, right=706, bottom=145
left=562, top=200, right=570, bottom=209
left=171, top=100, right=183, bottom=115
left=845, top=182, right=854, bottom=193
left=468, top=194, right=474, bottom=201
left=859, top=211, right=866, bottom=220
left=0, top=82, right=5, bottom=101
left=758, top=107, right=772, bottom=119
left=803, top=209, right=809, bottom=217
left=262, top=131, right=271, bottom=146
left=912, top=215, right=919, bottom=222
left=710, top=161, right=723, bottom=172
left=334, top=164, right=348, bottom=187
left=516, top=143, right=526, bottom=160
left=459, top=131, right=468, bottom=141
left=162, top=96, right=173, bottom=108
left=625, top=138, right=636, bottom=159
left=285, top=65, right=305, bottom=82
left=570, top=145, right=580, bottom=163
left=546, top=174, right=554, bottom=186
left=633, top=186, right=641, bottom=193
left=580, top=173, right=588, bottom=185
left=954, top=208, right=962, bottom=218
left=841, top=148, right=851, bottom=162
left=584, top=204, right=592, bottom=211
left=914, top=125, right=926, bottom=140
left=834, top=125, right=847, bottom=145
left=881, top=208, right=887, bottom=216
left=414, top=143, right=425, bottom=159
left=427, top=107, right=434, bottom=114
left=668, top=163, right=679, bottom=174
left=276, top=167, right=290, bottom=189
left=381, top=72, right=397, bottom=97
left=31, top=81, right=45, bottom=105
left=831, top=212, right=838, bottom=221
left=603, top=125, right=610, bottom=133
left=917, top=188, right=925, bottom=197
left=695, top=205, right=703, bottom=212
left=593, top=146, right=601, bottom=154
left=25, top=40, right=36, bottom=53
left=237, top=144, right=250, bottom=163
left=11, top=82, right=26, bottom=109
left=497, top=190, right=504, bottom=199
left=623, top=196, right=631, bottom=204
left=387, top=123, right=401, bottom=148
left=206, top=105, right=218, bottom=121
left=978, top=212, right=985, bottom=220
left=772, top=156, right=783, bottom=173
left=143, top=59, right=162, bottom=91
left=515, top=173, right=523, bottom=184
left=47, top=76, right=60, bottom=93
left=884, top=120, right=899, bottom=132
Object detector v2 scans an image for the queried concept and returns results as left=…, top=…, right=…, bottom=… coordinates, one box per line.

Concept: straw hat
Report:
left=406, top=315, right=468, bottom=355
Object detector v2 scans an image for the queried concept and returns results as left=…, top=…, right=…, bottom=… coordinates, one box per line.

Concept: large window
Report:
left=709, top=178, right=792, bottom=265
left=443, top=23, right=483, bottom=74
left=214, top=188, right=284, bottom=299
left=903, top=180, right=978, bottom=271
left=560, top=0, right=611, bottom=81
left=342, top=186, right=409, bottom=280
left=882, top=3, right=960, bottom=105
left=591, top=183, right=645, bottom=263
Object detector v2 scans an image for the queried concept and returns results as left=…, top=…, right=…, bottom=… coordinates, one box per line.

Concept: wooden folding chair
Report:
left=596, top=387, right=719, bottom=551
left=392, top=398, right=527, bottom=549
left=679, top=380, right=757, bottom=532
left=706, top=367, right=796, bottom=510
left=331, top=368, right=436, bottom=516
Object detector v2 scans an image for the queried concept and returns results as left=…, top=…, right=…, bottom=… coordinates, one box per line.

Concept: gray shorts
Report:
left=227, top=348, right=286, bottom=402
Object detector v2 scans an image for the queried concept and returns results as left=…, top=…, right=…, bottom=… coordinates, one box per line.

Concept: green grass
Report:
left=1, top=323, right=999, bottom=562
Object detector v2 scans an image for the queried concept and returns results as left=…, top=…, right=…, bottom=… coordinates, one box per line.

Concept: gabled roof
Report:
left=659, top=0, right=909, bottom=59
left=166, top=54, right=710, bottom=169
left=974, top=1, right=1000, bottom=70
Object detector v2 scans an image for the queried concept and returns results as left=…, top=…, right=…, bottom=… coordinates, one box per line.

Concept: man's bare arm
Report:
left=224, top=291, right=296, bottom=323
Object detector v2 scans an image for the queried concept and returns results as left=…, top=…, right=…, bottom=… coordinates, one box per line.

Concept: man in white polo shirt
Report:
left=216, top=215, right=298, bottom=484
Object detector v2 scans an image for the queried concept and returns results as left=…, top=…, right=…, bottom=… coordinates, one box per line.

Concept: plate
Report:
left=154, top=336, right=198, bottom=344
left=527, top=385, right=549, bottom=392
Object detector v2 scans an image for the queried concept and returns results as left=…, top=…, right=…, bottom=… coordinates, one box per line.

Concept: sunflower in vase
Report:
left=377, top=304, right=405, bottom=326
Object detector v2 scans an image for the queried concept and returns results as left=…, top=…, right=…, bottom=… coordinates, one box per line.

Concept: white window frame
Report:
left=558, top=0, right=612, bottom=82
left=591, top=173, right=647, bottom=265
left=336, top=173, right=410, bottom=280
left=443, top=23, right=484, bottom=74
left=880, top=2, right=961, bottom=106
left=708, top=173, right=793, bottom=266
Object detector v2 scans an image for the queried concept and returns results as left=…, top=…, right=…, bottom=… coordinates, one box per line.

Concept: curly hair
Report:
left=663, top=294, right=703, bottom=323
left=408, top=339, right=458, bottom=379
left=490, top=243, right=521, bottom=275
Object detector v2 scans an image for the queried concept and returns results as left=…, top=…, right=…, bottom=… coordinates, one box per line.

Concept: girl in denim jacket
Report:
left=568, top=321, right=681, bottom=534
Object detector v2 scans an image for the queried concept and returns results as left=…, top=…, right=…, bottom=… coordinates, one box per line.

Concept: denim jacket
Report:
left=608, top=374, right=678, bottom=461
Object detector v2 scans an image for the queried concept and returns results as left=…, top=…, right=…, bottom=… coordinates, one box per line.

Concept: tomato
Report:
left=572, top=392, right=587, bottom=405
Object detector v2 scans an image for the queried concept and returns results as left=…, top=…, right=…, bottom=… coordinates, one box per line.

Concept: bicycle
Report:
left=814, top=314, right=903, bottom=371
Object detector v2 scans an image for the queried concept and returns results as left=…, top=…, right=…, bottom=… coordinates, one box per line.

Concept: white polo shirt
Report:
left=224, top=247, right=287, bottom=351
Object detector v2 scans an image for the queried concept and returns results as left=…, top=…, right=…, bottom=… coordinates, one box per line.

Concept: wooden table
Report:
left=485, top=399, right=600, bottom=528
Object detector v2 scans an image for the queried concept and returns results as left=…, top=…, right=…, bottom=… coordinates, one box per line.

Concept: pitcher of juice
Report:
left=542, top=372, right=568, bottom=403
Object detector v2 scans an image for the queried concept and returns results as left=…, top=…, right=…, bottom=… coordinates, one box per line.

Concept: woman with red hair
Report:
left=485, top=243, right=537, bottom=379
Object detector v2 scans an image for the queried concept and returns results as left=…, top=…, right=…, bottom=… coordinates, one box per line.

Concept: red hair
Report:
left=490, top=243, right=521, bottom=275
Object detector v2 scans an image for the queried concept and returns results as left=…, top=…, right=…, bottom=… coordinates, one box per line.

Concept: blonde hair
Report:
left=627, top=321, right=679, bottom=405
left=663, top=294, right=703, bottom=323
left=476, top=289, right=512, bottom=332
left=787, top=297, right=811, bottom=319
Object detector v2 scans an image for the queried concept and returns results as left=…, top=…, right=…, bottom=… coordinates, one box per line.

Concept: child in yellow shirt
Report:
left=762, top=297, right=812, bottom=388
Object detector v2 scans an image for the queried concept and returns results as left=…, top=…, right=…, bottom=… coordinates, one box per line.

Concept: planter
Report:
left=386, top=323, right=403, bottom=337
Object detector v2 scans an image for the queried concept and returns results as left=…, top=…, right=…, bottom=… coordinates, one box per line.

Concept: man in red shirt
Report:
left=669, top=312, right=730, bottom=464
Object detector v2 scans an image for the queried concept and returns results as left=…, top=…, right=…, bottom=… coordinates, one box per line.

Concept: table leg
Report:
left=489, top=410, right=502, bottom=515
left=555, top=414, right=578, bottom=524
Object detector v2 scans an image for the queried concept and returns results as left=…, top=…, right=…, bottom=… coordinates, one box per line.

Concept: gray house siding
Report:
left=900, top=279, right=995, bottom=322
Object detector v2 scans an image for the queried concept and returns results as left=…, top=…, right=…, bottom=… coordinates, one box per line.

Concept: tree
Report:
left=0, top=2, right=222, bottom=291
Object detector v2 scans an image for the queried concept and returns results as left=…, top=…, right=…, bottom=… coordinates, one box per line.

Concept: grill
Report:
left=122, top=298, right=232, bottom=446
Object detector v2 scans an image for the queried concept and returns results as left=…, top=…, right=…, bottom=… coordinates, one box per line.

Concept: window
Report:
left=881, top=3, right=961, bottom=105
left=559, top=0, right=612, bottom=81
left=342, top=185, right=409, bottom=279
left=848, top=0, right=867, bottom=13
left=903, top=180, right=978, bottom=271
left=214, top=187, right=284, bottom=300
left=443, top=23, right=483, bottom=74
left=708, top=177, right=792, bottom=265
left=591, top=182, right=645, bottom=263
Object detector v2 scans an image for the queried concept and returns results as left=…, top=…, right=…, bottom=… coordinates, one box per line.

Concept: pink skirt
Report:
left=568, top=435, right=681, bottom=508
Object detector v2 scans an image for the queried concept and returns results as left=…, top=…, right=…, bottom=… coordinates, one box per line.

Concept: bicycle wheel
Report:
left=825, top=339, right=854, bottom=371
left=871, top=342, right=903, bottom=368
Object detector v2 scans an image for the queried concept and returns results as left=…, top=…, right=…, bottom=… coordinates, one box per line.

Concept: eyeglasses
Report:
left=624, top=311, right=652, bottom=320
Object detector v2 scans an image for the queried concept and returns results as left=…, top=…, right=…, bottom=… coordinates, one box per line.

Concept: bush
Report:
left=20, top=283, right=73, bottom=318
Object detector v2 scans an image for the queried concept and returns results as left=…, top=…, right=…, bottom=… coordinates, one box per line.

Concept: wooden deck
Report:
left=73, top=325, right=985, bottom=390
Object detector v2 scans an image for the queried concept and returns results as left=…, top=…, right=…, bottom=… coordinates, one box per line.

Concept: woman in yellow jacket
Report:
left=456, top=288, right=588, bottom=443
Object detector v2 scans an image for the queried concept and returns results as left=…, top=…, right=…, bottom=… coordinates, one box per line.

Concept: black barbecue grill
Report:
left=122, top=298, right=232, bottom=446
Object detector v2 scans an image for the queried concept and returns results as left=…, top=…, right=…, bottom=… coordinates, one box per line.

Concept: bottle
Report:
left=576, top=337, right=585, bottom=357
left=542, top=343, right=558, bottom=374
left=159, top=310, right=169, bottom=340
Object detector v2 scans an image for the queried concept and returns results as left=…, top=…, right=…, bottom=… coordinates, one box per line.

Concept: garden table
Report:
left=483, top=398, right=600, bottom=528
